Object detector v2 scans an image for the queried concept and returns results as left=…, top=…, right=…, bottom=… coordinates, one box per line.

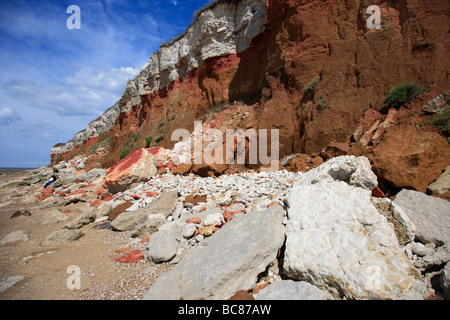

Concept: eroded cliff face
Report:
left=51, top=0, right=450, bottom=192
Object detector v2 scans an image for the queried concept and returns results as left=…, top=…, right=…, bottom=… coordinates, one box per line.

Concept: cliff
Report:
left=50, top=0, right=450, bottom=194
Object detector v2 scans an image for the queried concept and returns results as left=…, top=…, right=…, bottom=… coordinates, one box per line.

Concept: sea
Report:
left=0, top=167, right=36, bottom=172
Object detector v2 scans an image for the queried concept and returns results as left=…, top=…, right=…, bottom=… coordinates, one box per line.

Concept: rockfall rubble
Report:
left=1, top=154, right=449, bottom=300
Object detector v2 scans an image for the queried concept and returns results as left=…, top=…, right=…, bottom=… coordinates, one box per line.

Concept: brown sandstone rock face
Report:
left=104, top=149, right=157, bottom=194
left=366, top=124, right=450, bottom=193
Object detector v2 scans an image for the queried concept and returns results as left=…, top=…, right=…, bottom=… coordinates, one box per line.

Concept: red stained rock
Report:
left=140, top=237, right=149, bottom=244
left=366, top=125, right=450, bottom=193
left=93, top=187, right=105, bottom=195
left=186, top=217, right=202, bottom=224
left=114, top=250, right=144, bottom=263
left=372, top=186, right=386, bottom=198
left=185, top=195, right=207, bottom=206
left=90, top=199, right=104, bottom=208
left=146, top=191, right=159, bottom=197
left=108, top=202, right=134, bottom=221
left=36, top=188, right=54, bottom=201
left=267, top=202, right=281, bottom=207
left=68, top=189, right=87, bottom=197
left=223, top=210, right=235, bottom=223
left=104, top=149, right=157, bottom=194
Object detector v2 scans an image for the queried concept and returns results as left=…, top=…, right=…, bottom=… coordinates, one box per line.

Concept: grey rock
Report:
left=147, top=228, right=180, bottom=263
left=111, top=190, right=178, bottom=231
left=110, top=210, right=150, bottom=232
left=182, top=224, right=197, bottom=239
left=41, top=229, right=82, bottom=246
left=422, top=91, right=450, bottom=114
left=1, top=230, right=30, bottom=245
left=427, top=165, right=450, bottom=195
left=63, top=211, right=96, bottom=229
left=62, top=168, right=107, bottom=184
left=440, top=262, right=450, bottom=299
left=143, top=205, right=286, bottom=300
left=411, top=242, right=435, bottom=257
left=394, top=189, right=450, bottom=245
left=414, top=244, right=450, bottom=270
left=256, top=280, right=332, bottom=300
left=172, top=202, right=184, bottom=220
left=145, top=190, right=179, bottom=218
left=0, top=275, right=25, bottom=293
left=202, top=211, right=224, bottom=227
left=40, top=209, right=69, bottom=225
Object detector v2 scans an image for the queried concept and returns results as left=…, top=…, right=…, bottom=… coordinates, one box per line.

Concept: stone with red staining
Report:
left=185, top=194, right=206, bottom=205
left=114, top=250, right=144, bottom=263
left=68, top=189, right=87, bottom=197
left=104, top=149, right=157, bottom=194
left=36, top=188, right=54, bottom=201
left=130, top=194, right=141, bottom=200
left=146, top=191, right=160, bottom=198
left=186, top=217, right=202, bottom=224
left=140, top=237, right=149, bottom=244
left=267, top=202, right=281, bottom=207
left=372, top=186, right=386, bottom=198
left=223, top=210, right=234, bottom=222
left=90, top=199, right=104, bottom=208
left=93, top=187, right=105, bottom=195
left=108, top=202, right=134, bottom=221
left=252, top=283, right=269, bottom=295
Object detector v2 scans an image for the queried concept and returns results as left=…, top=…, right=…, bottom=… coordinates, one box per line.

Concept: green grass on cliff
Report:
left=384, top=81, right=429, bottom=110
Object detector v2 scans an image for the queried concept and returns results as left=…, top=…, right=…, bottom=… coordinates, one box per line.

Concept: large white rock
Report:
left=256, top=280, right=333, bottom=300
left=143, top=205, right=286, bottom=300
left=284, top=181, right=427, bottom=300
left=291, top=156, right=378, bottom=191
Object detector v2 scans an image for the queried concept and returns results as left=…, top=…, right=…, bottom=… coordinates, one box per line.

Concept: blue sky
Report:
left=0, top=0, right=210, bottom=168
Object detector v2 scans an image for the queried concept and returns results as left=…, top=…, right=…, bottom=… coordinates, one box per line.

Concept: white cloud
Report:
left=3, top=65, right=141, bottom=117
left=0, top=107, right=21, bottom=126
